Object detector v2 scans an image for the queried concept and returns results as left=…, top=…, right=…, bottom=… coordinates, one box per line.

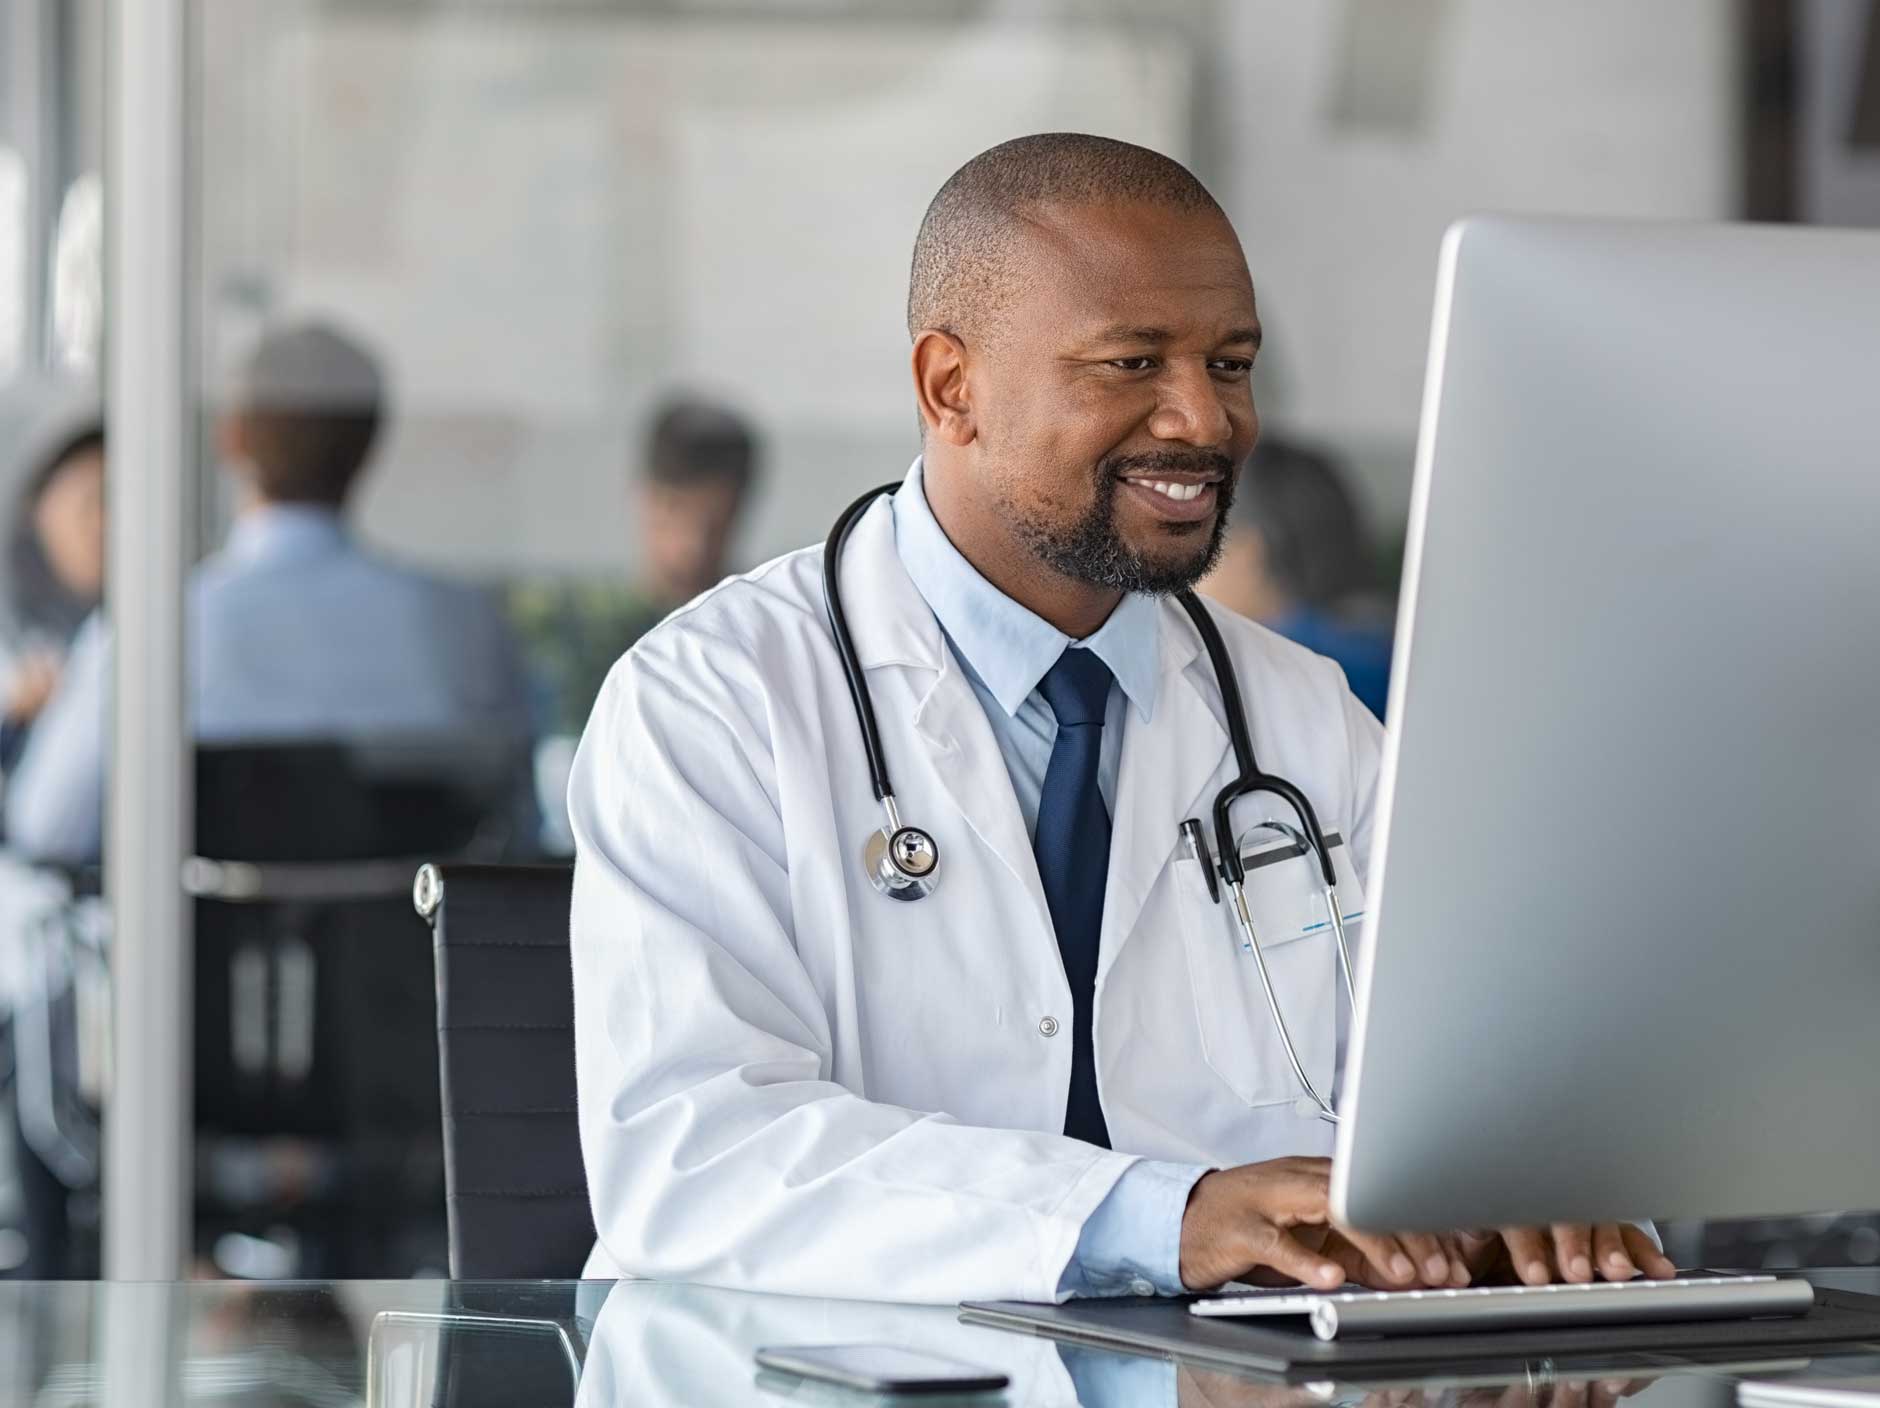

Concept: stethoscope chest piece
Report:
left=864, top=822, right=939, bottom=902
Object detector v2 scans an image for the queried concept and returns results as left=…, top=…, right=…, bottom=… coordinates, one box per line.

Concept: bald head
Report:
left=907, top=133, right=1227, bottom=345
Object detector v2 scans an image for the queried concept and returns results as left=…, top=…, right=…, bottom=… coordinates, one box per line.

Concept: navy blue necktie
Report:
left=1034, top=647, right=1114, bottom=1148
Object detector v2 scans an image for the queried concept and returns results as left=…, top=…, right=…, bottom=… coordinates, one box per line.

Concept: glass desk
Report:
left=2, top=1271, right=1876, bottom=1407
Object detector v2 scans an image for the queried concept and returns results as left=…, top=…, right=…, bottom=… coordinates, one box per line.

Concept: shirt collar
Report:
left=891, top=458, right=1159, bottom=723
left=224, top=503, right=350, bottom=565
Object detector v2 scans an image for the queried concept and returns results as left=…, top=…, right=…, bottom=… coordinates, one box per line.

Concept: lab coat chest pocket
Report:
left=1173, top=831, right=1365, bottom=1109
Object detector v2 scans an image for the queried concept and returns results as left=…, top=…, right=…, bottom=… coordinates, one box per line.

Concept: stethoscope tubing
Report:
left=825, top=480, right=1353, bottom=1120
left=824, top=482, right=908, bottom=805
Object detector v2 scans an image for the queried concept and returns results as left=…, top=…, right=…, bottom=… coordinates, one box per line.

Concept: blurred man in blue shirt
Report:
left=3, top=323, right=530, bottom=862
left=1200, top=434, right=1395, bottom=720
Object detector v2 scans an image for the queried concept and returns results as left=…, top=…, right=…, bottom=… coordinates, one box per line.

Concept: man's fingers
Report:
left=1456, top=1229, right=1505, bottom=1278
left=1501, top=1226, right=1556, bottom=1285
left=1551, top=1224, right=1595, bottom=1283
left=1591, top=1224, right=1636, bottom=1281
left=1334, top=1226, right=1420, bottom=1286
left=1246, top=1220, right=1345, bottom=1290
left=1620, top=1224, right=1678, bottom=1280
left=1320, top=1234, right=1392, bottom=1290
left=1258, top=1159, right=1336, bottom=1223
left=1396, top=1230, right=1452, bottom=1287
left=1438, top=1234, right=1473, bottom=1286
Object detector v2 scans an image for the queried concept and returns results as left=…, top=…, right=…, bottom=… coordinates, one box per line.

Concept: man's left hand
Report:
left=1458, top=1225, right=1676, bottom=1285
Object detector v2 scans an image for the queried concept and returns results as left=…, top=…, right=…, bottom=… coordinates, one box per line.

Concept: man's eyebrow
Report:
left=1083, top=323, right=1264, bottom=349
left=1088, top=324, right=1175, bottom=344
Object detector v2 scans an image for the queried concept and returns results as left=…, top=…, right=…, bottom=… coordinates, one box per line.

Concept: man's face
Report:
left=639, top=478, right=745, bottom=602
left=963, top=202, right=1261, bottom=595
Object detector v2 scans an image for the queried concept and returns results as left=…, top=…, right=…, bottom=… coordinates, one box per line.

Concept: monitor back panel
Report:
left=1333, top=217, right=1880, bottom=1231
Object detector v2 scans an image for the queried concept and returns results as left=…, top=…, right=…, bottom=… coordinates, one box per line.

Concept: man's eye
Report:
left=1210, top=358, right=1254, bottom=375
left=1108, top=357, right=1157, bottom=371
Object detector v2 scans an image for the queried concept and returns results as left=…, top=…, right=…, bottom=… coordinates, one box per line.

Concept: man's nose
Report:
left=1147, top=360, right=1233, bottom=448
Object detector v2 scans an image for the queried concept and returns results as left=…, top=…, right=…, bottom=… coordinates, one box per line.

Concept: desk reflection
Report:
left=570, top=1278, right=1837, bottom=1408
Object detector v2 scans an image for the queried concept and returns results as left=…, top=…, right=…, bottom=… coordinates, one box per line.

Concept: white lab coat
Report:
left=569, top=491, right=1384, bottom=1303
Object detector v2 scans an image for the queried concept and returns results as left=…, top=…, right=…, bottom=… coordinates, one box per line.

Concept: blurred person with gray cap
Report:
left=4, top=321, right=532, bottom=863
left=510, top=396, right=759, bottom=737
left=1199, top=433, right=1395, bottom=720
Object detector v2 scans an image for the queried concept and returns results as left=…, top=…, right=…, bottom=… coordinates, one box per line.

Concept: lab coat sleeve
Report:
left=569, top=626, right=1138, bottom=1304
left=3, top=612, right=110, bottom=864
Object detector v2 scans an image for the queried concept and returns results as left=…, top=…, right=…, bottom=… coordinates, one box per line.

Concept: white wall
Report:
left=1212, top=0, right=1738, bottom=524
left=194, top=3, right=1741, bottom=576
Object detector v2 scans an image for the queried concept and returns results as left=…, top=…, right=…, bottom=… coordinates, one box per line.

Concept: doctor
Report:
left=569, top=133, right=1673, bottom=1303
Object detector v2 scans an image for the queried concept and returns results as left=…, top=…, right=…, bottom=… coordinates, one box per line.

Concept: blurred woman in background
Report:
left=2, top=419, right=105, bottom=773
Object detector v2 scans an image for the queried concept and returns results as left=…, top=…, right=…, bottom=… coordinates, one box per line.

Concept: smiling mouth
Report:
left=1116, top=475, right=1222, bottom=524
left=1128, top=479, right=1210, bottom=502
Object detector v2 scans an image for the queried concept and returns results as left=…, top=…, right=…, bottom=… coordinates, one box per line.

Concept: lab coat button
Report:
left=1131, top=1279, right=1155, bottom=1297
left=1038, top=1016, right=1059, bottom=1037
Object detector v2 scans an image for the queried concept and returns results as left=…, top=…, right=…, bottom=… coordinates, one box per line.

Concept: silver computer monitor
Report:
left=1332, top=216, right=1880, bottom=1233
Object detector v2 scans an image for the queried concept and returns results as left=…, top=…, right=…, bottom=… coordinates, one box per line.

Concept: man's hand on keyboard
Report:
left=1456, top=1225, right=1677, bottom=1286
left=1179, top=1156, right=1472, bottom=1292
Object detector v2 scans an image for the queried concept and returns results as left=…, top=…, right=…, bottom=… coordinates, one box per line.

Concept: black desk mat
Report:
left=960, top=1286, right=1880, bottom=1377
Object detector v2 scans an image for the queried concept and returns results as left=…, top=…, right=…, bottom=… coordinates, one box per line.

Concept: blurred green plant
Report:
left=506, top=579, right=670, bottom=737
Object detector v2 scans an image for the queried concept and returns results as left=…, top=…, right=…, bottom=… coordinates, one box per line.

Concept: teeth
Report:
left=1135, top=480, right=1207, bottom=503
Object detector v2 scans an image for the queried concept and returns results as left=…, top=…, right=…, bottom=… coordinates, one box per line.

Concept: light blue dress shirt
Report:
left=4, top=504, right=530, bottom=862
left=890, top=464, right=1205, bottom=1299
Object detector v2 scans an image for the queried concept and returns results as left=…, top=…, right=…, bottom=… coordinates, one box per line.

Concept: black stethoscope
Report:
left=824, top=481, right=1357, bottom=1120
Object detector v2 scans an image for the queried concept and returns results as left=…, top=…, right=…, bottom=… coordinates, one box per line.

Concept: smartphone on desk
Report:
left=754, top=1344, right=1009, bottom=1397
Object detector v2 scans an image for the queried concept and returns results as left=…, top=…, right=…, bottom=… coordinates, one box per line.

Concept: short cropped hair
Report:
left=234, top=323, right=384, bottom=507
left=644, top=398, right=758, bottom=494
left=907, top=132, right=1226, bottom=344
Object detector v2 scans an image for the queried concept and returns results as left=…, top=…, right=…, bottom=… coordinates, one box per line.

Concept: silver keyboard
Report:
left=1189, top=1274, right=1816, bottom=1341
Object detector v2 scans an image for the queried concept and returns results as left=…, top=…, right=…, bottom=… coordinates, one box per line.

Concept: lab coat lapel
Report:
left=1098, top=600, right=1233, bottom=985
left=840, top=490, right=1057, bottom=948
left=912, top=666, right=1053, bottom=939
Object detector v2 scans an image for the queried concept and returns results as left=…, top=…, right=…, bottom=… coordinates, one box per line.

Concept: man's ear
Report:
left=910, top=330, right=976, bottom=447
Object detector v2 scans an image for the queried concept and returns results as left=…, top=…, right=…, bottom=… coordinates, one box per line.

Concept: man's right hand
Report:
left=1179, top=1156, right=1469, bottom=1292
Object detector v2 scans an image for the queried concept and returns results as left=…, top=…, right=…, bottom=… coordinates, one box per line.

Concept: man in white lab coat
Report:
left=569, top=134, right=1673, bottom=1303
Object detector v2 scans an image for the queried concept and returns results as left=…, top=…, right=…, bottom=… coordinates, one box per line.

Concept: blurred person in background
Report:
left=2, top=418, right=105, bottom=775
left=511, top=396, right=759, bottom=739
left=3, top=322, right=532, bottom=863
left=1200, top=434, right=1395, bottom=720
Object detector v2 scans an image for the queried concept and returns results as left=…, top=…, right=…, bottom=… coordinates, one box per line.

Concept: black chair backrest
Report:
left=193, top=742, right=500, bottom=1142
left=417, top=862, right=593, bottom=1279
left=191, top=741, right=520, bottom=1275
left=196, top=741, right=497, bottom=862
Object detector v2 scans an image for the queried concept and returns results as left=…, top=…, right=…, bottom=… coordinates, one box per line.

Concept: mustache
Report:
left=1100, top=449, right=1238, bottom=481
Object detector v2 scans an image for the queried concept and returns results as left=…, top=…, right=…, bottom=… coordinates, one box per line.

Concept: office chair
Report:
left=415, top=861, right=593, bottom=1280
left=189, top=741, right=530, bottom=1276
left=12, top=740, right=523, bottom=1278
